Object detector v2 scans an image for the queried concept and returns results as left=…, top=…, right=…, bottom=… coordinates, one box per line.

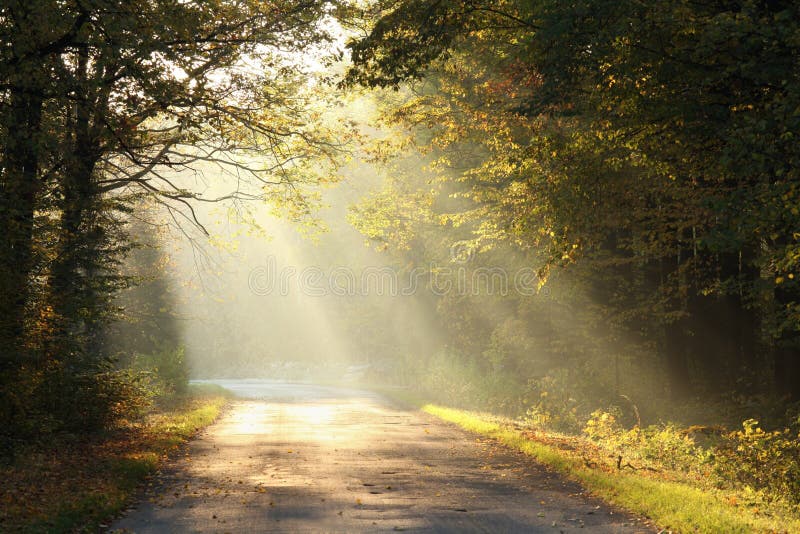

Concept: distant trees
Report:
left=344, top=0, right=800, bottom=405
left=0, top=0, right=343, bottom=438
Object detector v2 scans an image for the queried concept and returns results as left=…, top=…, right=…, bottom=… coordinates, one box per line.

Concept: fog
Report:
left=106, top=82, right=668, bottom=427
left=153, top=125, right=439, bottom=383
left=105, top=30, right=787, bottom=429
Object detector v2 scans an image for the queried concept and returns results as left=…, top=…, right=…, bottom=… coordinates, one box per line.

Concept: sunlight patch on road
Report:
left=289, top=403, right=336, bottom=427
left=226, top=403, right=271, bottom=435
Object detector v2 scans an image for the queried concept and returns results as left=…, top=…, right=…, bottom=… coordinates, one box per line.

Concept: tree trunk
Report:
left=664, top=316, right=692, bottom=400
left=48, top=52, right=100, bottom=358
left=0, top=88, right=43, bottom=367
left=737, top=246, right=760, bottom=368
left=774, top=284, right=800, bottom=400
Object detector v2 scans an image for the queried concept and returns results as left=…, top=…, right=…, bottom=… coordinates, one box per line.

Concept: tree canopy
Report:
left=343, top=0, right=800, bottom=402
left=0, top=0, right=345, bottom=437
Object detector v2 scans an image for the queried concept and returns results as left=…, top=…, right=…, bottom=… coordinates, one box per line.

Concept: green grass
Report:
left=382, top=392, right=800, bottom=533
left=185, top=382, right=234, bottom=398
left=1, top=384, right=230, bottom=533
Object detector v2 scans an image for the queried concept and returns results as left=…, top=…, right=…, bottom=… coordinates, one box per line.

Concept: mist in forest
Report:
left=6, top=4, right=800, bottom=529
left=6, top=0, right=794, bottom=440
left=114, top=100, right=646, bottom=426
left=167, top=160, right=442, bottom=382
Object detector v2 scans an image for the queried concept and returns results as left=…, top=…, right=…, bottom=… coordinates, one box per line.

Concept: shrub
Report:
left=714, top=419, right=800, bottom=503
left=636, top=424, right=705, bottom=471
left=583, top=409, right=705, bottom=473
left=0, top=361, right=153, bottom=446
left=583, top=408, right=624, bottom=441
left=130, top=345, right=189, bottom=399
left=524, top=371, right=584, bottom=433
left=413, top=349, right=529, bottom=415
left=49, top=365, right=153, bottom=431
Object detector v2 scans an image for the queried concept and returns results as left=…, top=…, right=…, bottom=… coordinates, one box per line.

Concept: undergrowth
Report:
left=378, top=385, right=800, bottom=533
left=0, top=384, right=230, bottom=533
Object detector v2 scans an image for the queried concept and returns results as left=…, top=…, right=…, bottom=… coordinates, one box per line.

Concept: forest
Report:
left=2, top=0, right=800, bottom=531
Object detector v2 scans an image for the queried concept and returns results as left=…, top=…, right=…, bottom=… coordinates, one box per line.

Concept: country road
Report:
left=110, top=380, right=651, bottom=533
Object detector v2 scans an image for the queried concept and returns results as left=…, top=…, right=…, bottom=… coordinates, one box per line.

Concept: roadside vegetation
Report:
left=0, top=383, right=230, bottom=533
left=378, top=387, right=800, bottom=533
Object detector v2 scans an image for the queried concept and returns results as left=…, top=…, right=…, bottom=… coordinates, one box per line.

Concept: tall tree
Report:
left=344, top=0, right=800, bottom=398
left=0, top=0, right=350, bottom=436
left=0, top=0, right=343, bottom=365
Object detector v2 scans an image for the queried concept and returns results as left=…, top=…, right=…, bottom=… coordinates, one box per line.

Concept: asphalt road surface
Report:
left=109, top=380, right=652, bottom=533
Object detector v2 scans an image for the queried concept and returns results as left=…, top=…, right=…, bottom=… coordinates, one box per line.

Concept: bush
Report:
left=636, top=424, right=706, bottom=471
left=0, top=361, right=153, bottom=448
left=0, top=366, right=57, bottom=453
left=413, top=349, right=528, bottom=415
left=714, top=419, right=800, bottom=503
left=524, top=371, right=584, bottom=433
left=582, top=409, right=800, bottom=504
left=583, top=408, right=623, bottom=441
left=47, top=364, right=153, bottom=431
left=583, top=409, right=705, bottom=473
left=130, top=345, right=189, bottom=399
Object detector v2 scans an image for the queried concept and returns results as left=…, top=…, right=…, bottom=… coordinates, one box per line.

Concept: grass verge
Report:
left=379, top=388, right=800, bottom=533
left=0, top=384, right=231, bottom=533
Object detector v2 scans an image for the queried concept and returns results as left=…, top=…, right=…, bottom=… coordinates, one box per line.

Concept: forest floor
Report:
left=375, top=390, right=800, bottom=534
left=0, top=385, right=229, bottom=533
left=109, top=380, right=648, bottom=533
